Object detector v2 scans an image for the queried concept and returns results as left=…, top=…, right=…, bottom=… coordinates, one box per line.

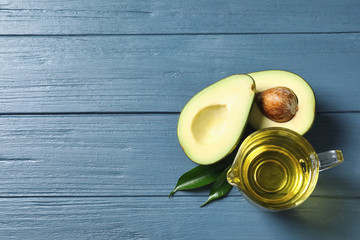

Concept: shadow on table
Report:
left=266, top=107, right=359, bottom=238
left=271, top=198, right=356, bottom=237
left=264, top=174, right=358, bottom=238
left=304, top=113, right=343, bottom=151
left=306, top=110, right=359, bottom=190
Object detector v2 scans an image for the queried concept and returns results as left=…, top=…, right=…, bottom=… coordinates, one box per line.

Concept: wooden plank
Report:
left=0, top=196, right=358, bottom=239
left=0, top=0, right=359, bottom=34
left=0, top=113, right=357, bottom=197
left=0, top=34, right=359, bottom=113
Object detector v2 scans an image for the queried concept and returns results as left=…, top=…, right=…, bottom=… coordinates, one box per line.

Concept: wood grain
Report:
left=0, top=0, right=359, bottom=34
left=0, top=34, right=359, bottom=113
left=0, top=113, right=357, bottom=197
left=1, top=1, right=359, bottom=239
left=0, top=196, right=358, bottom=239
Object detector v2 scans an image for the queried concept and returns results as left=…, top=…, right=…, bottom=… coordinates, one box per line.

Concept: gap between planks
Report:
left=0, top=32, right=359, bottom=37
left=0, top=111, right=357, bottom=116
left=0, top=195, right=358, bottom=199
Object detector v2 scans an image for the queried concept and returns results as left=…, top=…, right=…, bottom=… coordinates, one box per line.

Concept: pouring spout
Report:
left=226, top=167, right=239, bottom=186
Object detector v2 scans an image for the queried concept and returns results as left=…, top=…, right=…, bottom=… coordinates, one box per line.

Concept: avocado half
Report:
left=248, top=70, right=316, bottom=135
left=177, top=74, right=255, bottom=165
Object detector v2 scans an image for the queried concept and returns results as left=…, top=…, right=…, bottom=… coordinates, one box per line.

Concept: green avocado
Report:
left=177, top=74, right=255, bottom=165
left=248, top=70, right=316, bottom=135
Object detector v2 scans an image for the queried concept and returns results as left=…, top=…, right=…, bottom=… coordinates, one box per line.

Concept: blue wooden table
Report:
left=0, top=0, right=359, bottom=239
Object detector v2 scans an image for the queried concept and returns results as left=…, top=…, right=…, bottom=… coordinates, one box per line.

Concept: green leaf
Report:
left=201, top=166, right=233, bottom=207
left=169, top=160, right=230, bottom=198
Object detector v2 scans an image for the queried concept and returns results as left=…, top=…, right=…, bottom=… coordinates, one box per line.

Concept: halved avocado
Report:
left=177, top=74, right=255, bottom=165
left=248, top=70, right=315, bottom=135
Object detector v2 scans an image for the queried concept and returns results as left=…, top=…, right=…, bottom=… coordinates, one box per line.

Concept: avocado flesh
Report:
left=177, top=74, right=255, bottom=165
left=248, top=70, right=315, bottom=135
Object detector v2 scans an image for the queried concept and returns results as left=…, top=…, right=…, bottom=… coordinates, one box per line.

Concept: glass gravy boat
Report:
left=227, top=127, right=344, bottom=211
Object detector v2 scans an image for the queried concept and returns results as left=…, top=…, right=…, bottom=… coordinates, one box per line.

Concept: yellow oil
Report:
left=230, top=128, right=319, bottom=210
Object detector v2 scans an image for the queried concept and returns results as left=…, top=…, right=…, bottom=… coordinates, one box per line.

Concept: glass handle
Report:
left=317, top=150, right=344, bottom=172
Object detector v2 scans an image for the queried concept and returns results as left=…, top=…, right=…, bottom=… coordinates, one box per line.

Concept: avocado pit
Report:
left=256, top=86, right=298, bottom=123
